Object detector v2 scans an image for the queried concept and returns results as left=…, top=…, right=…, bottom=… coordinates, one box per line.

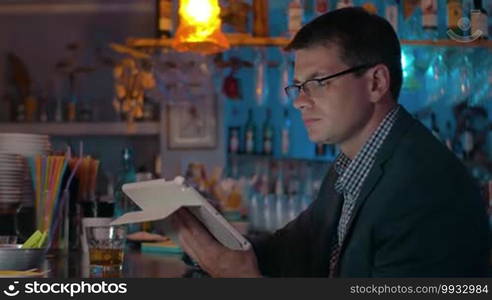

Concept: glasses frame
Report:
left=284, top=64, right=376, bottom=100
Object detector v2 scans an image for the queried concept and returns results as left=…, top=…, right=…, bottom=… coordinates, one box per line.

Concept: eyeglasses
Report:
left=284, top=64, right=374, bottom=101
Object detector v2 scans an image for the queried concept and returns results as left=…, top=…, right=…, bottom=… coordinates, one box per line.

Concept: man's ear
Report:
left=367, top=64, right=391, bottom=103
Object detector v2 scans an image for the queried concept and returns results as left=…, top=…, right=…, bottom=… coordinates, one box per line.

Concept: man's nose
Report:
left=293, top=92, right=313, bottom=111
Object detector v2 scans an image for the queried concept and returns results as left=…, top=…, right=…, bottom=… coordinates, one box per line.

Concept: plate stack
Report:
left=0, top=153, right=25, bottom=208
left=0, top=134, right=52, bottom=207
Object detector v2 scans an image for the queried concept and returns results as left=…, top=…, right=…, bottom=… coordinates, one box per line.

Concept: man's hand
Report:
left=170, top=208, right=262, bottom=278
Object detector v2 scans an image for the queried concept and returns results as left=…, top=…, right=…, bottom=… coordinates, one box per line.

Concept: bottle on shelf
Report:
left=114, top=148, right=139, bottom=232
left=281, top=109, right=292, bottom=157
left=243, top=109, right=257, bottom=155
left=471, top=0, right=489, bottom=40
left=228, top=127, right=240, bottom=154
left=385, top=0, right=399, bottom=33
left=157, top=0, right=173, bottom=38
left=447, top=0, right=464, bottom=38
left=421, top=0, right=439, bottom=39
left=288, top=0, right=304, bottom=38
left=262, top=108, right=274, bottom=156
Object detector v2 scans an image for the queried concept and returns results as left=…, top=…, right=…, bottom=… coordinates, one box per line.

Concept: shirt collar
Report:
left=334, top=105, right=401, bottom=196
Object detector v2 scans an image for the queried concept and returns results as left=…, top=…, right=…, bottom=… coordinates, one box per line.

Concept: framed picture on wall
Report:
left=166, top=98, right=217, bottom=149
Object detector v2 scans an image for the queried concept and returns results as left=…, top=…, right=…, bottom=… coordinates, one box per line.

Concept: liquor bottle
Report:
left=114, top=148, right=137, bottom=218
left=228, top=127, right=240, bottom=154
left=315, top=0, right=329, bottom=16
left=430, top=112, right=441, bottom=140
left=288, top=0, right=304, bottom=38
left=447, top=0, right=464, bottom=37
left=262, top=108, right=274, bottom=155
left=471, top=0, right=489, bottom=39
left=336, top=0, right=353, bottom=9
left=386, top=0, right=399, bottom=33
left=421, top=0, right=438, bottom=39
left=402, top=0, right=424, bottom=40
left=281, top=109, right=291, bottom=157
left=244, top=109, right=256, bottom=154
left=157, top=0, right=173, bottom=38
left=113, top=148, right=139, bottom=233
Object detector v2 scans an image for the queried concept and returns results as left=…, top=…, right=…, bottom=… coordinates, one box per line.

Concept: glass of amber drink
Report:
left=86, top=225, right=126, bottom=278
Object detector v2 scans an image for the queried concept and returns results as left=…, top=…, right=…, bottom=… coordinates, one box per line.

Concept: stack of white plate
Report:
left=0, top=133, right=51, bottom=157
left=0, top=153, right=26, bottom=205
left=0, top=133, right=52, bottom=206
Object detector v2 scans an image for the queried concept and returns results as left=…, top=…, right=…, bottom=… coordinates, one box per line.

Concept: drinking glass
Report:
left=86, top=225, right=126, bottom=278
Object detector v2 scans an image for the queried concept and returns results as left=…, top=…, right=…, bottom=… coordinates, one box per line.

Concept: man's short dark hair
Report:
left=286, top=7, right=403, bottom=101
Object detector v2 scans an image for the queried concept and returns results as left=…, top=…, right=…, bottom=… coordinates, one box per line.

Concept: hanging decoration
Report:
left=112, top=52, right=156, bottom=123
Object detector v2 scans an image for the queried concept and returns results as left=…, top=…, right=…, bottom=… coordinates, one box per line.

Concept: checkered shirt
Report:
left=328, top=105, right=400, bottom=277
left=334, top=105, right=400, bottom=246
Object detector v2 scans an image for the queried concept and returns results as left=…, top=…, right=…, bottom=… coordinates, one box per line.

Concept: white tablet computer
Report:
left=110, top=177, right=251, bottom=251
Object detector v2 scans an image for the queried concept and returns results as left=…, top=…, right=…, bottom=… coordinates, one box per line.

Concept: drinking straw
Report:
left=46, top=142, right=83, bottom=250
left=47, top=156, right=66, bottom=235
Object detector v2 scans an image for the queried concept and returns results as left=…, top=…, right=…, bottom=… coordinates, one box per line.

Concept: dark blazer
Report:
left=251, top=107, right=490, bottom=277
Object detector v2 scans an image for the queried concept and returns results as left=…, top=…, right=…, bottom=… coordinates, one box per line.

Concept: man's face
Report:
left=293, top=45, right=374, bottom=145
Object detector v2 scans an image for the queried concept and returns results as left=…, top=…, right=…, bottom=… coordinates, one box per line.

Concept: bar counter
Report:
left=43, top=249, right=192, bottom=278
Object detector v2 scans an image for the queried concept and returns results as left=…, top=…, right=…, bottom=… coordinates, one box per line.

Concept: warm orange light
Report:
left=172, top=0, right=229, bottom=55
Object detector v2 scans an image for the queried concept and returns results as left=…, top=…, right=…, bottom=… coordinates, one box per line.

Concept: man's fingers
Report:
left=170, top=211, right=200, bottom=262
left=177, top=209, right=223, bottom=250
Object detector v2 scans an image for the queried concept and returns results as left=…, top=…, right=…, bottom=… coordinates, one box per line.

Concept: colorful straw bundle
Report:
left=28, top=155, right=68, bottom=233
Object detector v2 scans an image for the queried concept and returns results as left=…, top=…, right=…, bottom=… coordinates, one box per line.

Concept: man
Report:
left=171, top=7, right=490, bottom=277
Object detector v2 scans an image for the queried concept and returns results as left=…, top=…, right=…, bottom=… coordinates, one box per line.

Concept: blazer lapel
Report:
left=317, top=165, right=345, bottom=230
left=338, top=107, right=416, bottom=253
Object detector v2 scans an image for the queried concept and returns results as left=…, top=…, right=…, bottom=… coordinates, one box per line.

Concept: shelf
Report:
left=127, top=34, right=492, bottom=49
left=127, top=33, right=290, bottom=48
left=0, top=122, right=160, bottom=136
left=401, top=39, right=492, bottom=48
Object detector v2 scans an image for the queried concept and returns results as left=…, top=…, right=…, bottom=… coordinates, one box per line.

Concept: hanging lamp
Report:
left=172, top=0, right=230, bottom=55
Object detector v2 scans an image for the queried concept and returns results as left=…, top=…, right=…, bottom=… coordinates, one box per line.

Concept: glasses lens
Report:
left=304, top=80, right=324, bottom=98
left=285, top=86, right=300, bottom=100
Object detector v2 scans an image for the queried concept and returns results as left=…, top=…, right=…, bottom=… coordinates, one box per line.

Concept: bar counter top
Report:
left=43, top=249, right=195, bottom=278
